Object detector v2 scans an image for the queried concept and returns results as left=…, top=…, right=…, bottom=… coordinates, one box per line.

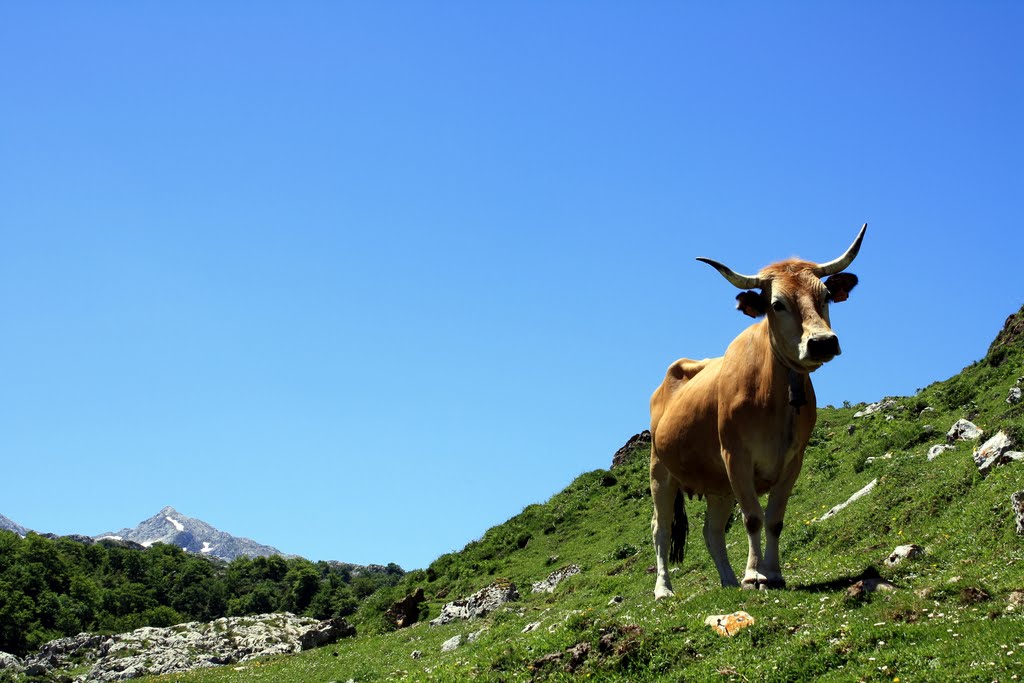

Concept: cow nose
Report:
left=807, top=334, right=841, bottom=361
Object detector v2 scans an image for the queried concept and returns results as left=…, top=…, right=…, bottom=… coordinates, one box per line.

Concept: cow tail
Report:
left=669, top=489, right=687, bottom=563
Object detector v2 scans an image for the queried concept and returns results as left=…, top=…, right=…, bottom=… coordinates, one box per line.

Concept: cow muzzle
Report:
left=805, top=334, right=841, bottom=362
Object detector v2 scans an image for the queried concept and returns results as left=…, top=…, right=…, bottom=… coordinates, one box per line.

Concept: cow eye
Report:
left=772, top=301, right=786, bottom=312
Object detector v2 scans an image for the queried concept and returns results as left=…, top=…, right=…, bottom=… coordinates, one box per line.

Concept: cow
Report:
left=649, top=224, right=866, bottom=598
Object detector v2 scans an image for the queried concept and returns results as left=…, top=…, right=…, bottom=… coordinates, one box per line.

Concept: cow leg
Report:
left=737, top=496, right=769, bottom=589
left=650, top=459, right=680, bottom=600
left=703, top=494, right=739, bottom=587
left=761, top=456, right=803, bottom=589
left=724, top=465, right=769, bottom=590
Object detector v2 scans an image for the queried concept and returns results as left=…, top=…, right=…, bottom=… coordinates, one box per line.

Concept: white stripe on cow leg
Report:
left=650, top=459, right=679, bottom=600
left=703, top=494, right=739, bottom=587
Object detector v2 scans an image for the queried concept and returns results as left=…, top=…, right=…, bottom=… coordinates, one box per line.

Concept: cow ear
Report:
left=735, top=290, right=767, bottom=318
left=825, top=273, right=858, bottom=303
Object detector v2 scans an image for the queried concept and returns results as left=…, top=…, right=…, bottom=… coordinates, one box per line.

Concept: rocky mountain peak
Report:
left=95, top=506, right=285, bottom=562
left=0, top=513, right=29, bottom=536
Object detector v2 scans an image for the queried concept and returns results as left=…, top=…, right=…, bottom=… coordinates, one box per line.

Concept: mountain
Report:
left=95, top=506, right=285, bottom=562
left=0, top=512, right=29, bottom=536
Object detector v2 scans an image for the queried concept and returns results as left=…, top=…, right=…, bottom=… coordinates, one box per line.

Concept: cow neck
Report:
left=765, top=324, right=809, bottom=412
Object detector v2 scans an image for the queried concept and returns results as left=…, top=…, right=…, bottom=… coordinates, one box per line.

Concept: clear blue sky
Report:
left=2, top=3, right=1022, bottom=570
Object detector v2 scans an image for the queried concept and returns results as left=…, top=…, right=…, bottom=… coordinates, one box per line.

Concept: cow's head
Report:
left=697, top=224, right=866, bottom=373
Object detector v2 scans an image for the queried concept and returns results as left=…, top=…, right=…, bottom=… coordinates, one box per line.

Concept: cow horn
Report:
left=696, top=257, right=765, bottom=290
left=813, top=223, right=867, bottom=277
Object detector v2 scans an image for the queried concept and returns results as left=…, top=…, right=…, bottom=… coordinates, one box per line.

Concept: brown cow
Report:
left=649, top=224, right=866, bottom=598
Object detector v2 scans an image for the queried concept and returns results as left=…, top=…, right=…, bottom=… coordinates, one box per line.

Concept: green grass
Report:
left=140, top=307, right=1024, bottom=682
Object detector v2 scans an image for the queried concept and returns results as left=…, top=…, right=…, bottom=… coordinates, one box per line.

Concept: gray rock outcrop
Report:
left=531, top=564, right=582, bottom=593
left=853, top=399, right=896, bottom=418
left=23, top=613, right=352, bottom=682
left=973, top=431, right=1024, bottom=474
left=0, top=651, right=23, bottom=674
left=440, top=635, right=462, bottom=652
left=885, top=544, right=924, bottom=567
left=947, top=419, right=983, bottom=444
left=927, top=444, right=954, bottom=461
left=429, top=581, right=520, bottom=627
left=818, top=479, right=878, bottom=521
left=611, top=431, right=651, bottom=468
left=1012, top=491, right=1024, bottom=535
left=298, top=617, right=356, bottom=650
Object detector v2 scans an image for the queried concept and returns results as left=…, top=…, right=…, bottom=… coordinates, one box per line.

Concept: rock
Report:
left=299, top=618, right=356, bottom=650
left=385, top=587, right=426, bottom=629
left=865, top=452, right=893, bottom=465
left=1008, top=590, right=1024, bottom=610
left=853, top=399, right=897, bottom=418
left=0, top=652, right=24, bottom=674
left=440, top=635, right=462, bottom=652
left=704, top=611, right=755, bottom=636
left=1012, top=491, right=1024, bottom=535
left=973, top=431, right=1023, bottom=474
left=595, top=624, right=644, bottom=660
left=531, top=651, right=564, bottom=670
left=24, top=661, right=50, bottom=677
left=847, top=577, right=895, bottom=598
left=467, top=629, right=487, bottom=643
left=564, top=642, right=591, bottom=672
left=26, top=613, right=327, bottom=682
left=960, top=587, right=991, bottom=604
left=531, top=564, right=581, bottom=593
left=22, top=632, right=111, bottom=677
left=607, top=595, right=624, bottom=606
left=927, top=444, right=954, bottom=461
left=920, top=406, right=935, bottom=415
left=988, top=308, right=1024, bottom=357
left=611, top=431, right=651, bottom=468
left=818, top=479, right=878, bottom=521
left=947, top=419, right=983, bottom=444
left=885, top=544, right=924, bottom=567
left=522, top=621, right=542, bottom=633
left=410, top=650, right=423, bottom=659
left=847, top=424, right=856, bottom=435
left=429, top=580, right=520, bottom=626
left=1008, top=387, right=1022, bottom=405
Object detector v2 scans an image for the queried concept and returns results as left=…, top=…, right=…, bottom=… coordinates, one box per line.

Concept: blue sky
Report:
left=2, top=3, right=1022, bottom=570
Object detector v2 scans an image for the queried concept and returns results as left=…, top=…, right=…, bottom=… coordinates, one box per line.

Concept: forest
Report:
left=0, top=531, right=403, bottom=657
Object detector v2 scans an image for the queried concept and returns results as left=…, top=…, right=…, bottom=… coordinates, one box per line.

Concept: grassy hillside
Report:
left=151, top=306, right=1024, bottom=681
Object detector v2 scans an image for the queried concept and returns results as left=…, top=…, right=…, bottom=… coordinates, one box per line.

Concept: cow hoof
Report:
left=741, top=574, right=784, bottom=590
left=741, top=575, right=766, bottom=590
